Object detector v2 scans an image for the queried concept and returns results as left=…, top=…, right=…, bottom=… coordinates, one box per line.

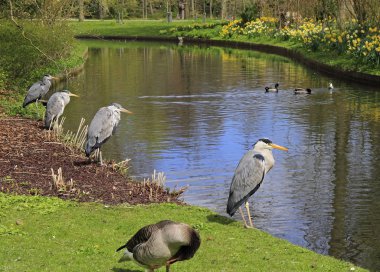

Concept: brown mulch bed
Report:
left=0, top=117, right=184, bottom=205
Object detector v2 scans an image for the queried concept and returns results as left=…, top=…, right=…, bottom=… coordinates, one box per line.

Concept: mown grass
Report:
left=71, top=20, right=380, bottom=76
left=0, top=194, right=366, bottom=272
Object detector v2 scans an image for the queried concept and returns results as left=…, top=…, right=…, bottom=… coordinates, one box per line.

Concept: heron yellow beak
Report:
left=120, top=108, right=133, bottom=114
left=69, top=93, right=80, bottom=98
left=270, top=143, right=288, bottom=151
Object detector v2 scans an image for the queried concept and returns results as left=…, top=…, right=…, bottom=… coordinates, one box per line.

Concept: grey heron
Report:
left=44, top=90, right=79, bottom=129
left=265, top=83, right=279, bottom=92
left=116, top=220, right=201, bottom=272
left=226, top=138, right=288, bottom=228
left=23, top=75, right=58, bottom=108
left=85, top=103, right=132, bottom=164
left=294, top=88, right=312, bottom=94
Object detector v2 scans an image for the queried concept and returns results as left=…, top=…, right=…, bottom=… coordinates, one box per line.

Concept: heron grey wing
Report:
left=44, top=94, right=63, bottom=127
left=48, top=94, right=65, bottom=116
left=88, top=108, right=115, bottom=144
left=23, top=81, right=43, bottom=106
left=226, top=151, right=266, bottom=215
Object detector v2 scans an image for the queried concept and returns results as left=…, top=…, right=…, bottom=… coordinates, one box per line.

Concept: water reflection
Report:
left=57, top=40, right=380, bottom=271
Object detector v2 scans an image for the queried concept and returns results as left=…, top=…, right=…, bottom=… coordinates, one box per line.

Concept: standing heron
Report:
left=85, top=103, right=132, bottom=164
left=226, top=138, right=288, bottom=228
left=265, top=83, right=279, bottom=92
left=116, top=220, right=201, bottom=272
left=23, top=75, right=58, bottom=108
left=44, top=90, right=79, bottom=129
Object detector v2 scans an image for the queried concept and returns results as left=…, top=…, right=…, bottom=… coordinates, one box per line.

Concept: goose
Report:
left=294, top=88, right=312, bottom=94
left=265, top=83, right=279, bottom=92
left=116, top=220, right=201, bottom=272
left=227, top=139, right=288, bottom=228
left=23, top=75, right=58, bottom=108
left=44, top=90, right=79, bottom=129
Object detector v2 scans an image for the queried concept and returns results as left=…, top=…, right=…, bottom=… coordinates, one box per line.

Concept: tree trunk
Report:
left=79, top=0, right=84, bottom=21
left=210, top=0, right=213, bottom=19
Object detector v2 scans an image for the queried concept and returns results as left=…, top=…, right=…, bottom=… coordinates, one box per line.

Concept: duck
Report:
left=265, top=83, right=279, bottom=92
left=116, top=220, right=201, bottom=272
left=294, top=88, right=312, bottom=94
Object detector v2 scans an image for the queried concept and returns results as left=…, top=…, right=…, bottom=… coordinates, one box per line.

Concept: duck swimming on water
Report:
left=294, top=88, right=312, bottom=94
left=265, top=83, right=279, bottom=92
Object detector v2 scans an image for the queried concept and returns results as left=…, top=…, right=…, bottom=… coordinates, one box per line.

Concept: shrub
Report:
left=0, top=20, right=75, bottom=89
left=240, top=4, right=261, bottom=25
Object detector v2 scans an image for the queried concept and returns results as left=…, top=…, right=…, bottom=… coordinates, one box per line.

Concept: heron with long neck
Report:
left=227, top=138, right=288, bottom=228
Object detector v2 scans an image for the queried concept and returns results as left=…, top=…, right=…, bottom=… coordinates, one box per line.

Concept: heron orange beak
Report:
left=120, top=108, right=133, bottom=114
left=270, top=143, right=288, bottom=151
left=69, top=93, right=80, bottom=98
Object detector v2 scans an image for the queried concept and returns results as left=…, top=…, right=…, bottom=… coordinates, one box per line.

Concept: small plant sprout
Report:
left=50, top=167, right=75, bottom=192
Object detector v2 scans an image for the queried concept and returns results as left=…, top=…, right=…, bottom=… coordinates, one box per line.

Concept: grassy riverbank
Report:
left=0, top=19, right=371, bottom=272
left=0, top=193, right=366, bottom=272
left=71, top=19, right=380, bottom=76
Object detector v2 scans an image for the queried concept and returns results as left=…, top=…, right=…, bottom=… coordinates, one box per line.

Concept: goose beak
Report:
left=120, top=108, right=133, bottom=114
left=69, top=93, right=80, bottom=98
left=270, top=143, right=288, bottom=151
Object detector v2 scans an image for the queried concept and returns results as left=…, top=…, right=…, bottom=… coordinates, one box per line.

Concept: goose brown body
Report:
left=116, top=220, right=201, bottom=271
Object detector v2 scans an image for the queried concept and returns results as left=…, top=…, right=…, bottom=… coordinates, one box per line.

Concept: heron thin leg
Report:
left=35, top=100, right=40, bottom=118
left=245, top=201, right=254, bottom=228
left=99, top=150, right=103, bottom=165
left=166, top=264, right=170, bottom=272
left=239, top=206, right=249, bottom=228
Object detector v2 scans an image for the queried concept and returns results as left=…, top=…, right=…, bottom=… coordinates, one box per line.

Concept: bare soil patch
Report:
left=0, top=117, right=184, bottom=205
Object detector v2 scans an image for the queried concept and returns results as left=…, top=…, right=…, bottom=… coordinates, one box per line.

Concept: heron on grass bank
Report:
left=116, top=220, right=201, bottom=272
left=44, top=90, right=79, bottom=129
left=85, top=103, right=132, bottom=164
left=227, top=138, right=288, bottom=228
left=23, top=75, right=58, bottom=108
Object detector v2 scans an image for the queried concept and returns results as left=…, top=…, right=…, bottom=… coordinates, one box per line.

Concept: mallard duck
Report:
left=294, top=88, right=312, bottom=94
left=116, top=220, right=201, bottom=272
left=265, top=83, right=279, bottom=92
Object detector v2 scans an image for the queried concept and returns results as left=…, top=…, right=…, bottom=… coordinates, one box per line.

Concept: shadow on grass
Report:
left=206, top=214, right=235, bottom=225
left=111, top=267, right=141, bottom=272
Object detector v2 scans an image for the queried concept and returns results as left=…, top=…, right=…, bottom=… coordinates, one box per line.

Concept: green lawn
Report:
left=0, top=194, right=366, bottom=272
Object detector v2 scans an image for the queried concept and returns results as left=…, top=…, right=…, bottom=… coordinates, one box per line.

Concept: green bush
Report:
left=240, top=4, right=261, bottom=25
left=0, top=20, right=75, bottom=89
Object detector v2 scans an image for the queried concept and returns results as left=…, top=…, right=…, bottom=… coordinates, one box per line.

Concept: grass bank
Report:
left=0, top=193, right=366, bottom=272
left=71, top=20, right=380, bottom=78
left=0, top=42, right=86, bottom=119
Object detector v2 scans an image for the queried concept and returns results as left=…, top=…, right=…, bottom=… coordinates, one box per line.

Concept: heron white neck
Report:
left=253, top=147, right=275, bottom=173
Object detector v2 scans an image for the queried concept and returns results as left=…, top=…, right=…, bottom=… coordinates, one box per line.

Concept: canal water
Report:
left=58, top=40, right=380, bottom=271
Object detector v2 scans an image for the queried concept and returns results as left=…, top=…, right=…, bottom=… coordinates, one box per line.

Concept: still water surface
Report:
left=59, top=40, right=380, bottom=270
